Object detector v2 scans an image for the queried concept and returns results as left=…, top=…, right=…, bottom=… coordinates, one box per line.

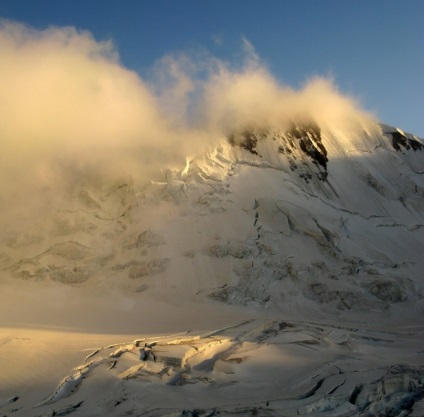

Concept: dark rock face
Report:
left=228, top=121, right=328, bottom=168
left=391, top=130, right=424, bottom=151
left=286, top=121, right=328, bottom=169
left=228, top=129, right=260, bottom=155
left=227, top=120, right=329, bottom=183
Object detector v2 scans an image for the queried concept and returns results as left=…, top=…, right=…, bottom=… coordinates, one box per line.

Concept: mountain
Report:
left=0, top=120, right=423, bottom=416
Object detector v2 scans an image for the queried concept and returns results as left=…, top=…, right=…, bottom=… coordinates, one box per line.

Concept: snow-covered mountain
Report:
left=0, top=120, right=423, bottom=416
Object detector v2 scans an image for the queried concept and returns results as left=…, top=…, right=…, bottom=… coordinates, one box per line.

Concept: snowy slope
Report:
left=0, top=120, right=423, bottom=416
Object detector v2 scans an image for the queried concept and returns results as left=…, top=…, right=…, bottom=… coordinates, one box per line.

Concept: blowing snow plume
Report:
left=0, top=21, right=376, bottom=231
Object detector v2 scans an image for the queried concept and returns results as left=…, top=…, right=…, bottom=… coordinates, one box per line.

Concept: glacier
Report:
left=0, top=120, right=423, bottom=416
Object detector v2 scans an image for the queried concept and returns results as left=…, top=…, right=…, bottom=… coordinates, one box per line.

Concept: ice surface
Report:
left=0, top=121, right=423, bottom=416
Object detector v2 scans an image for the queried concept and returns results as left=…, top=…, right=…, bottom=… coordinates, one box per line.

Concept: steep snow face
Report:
left=1, top=120, right=424, bottom=417
left=0, top=120, right=423, bottom=320
left=199, top=121, right=424, bottom=317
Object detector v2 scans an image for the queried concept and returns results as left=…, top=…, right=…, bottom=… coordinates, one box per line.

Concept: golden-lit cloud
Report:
left=0, top=21, right=165, bottom=184
left=0, top=20, right=376, bottom=229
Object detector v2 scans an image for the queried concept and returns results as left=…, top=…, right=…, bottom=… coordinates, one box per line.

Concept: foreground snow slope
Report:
left=0, top=120, right=423, bottom=416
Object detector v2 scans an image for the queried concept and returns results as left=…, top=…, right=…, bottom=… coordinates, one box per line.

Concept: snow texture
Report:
left=1, top=121, right=424, bottom=416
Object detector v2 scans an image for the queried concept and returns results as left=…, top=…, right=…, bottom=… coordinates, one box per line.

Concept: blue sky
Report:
left=1, top=0, right=423, bottom=136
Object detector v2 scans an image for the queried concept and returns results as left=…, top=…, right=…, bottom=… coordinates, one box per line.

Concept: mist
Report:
left=0, top=21, right=376, bottom=230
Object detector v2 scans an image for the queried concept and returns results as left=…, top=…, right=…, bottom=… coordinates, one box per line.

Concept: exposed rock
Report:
left=128, top=258, right=170, bottom=279
left=49, top=241, right=91, bottom=261
left=391, top=130, right=424, bottom=152
left=205, top=242, right=252, bottom=259
left=365, top=279, right=408, bottom=303
left=286, top=121, right=328, bottom=169
left=77, top=189, right=101, bottom=209
left=123, top=230, right=166, bottom=250
left=228, top=128, right=262, bottom=155
left=50, top=266, right=94, bottom=284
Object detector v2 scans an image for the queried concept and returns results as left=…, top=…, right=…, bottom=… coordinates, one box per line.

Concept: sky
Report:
left=0, top=0, right=423, bottom=138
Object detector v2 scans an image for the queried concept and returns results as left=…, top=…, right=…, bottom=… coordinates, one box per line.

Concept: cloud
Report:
left=0, top=21, right=164, bottom=180
left=193, top=55, right=373, bottom=134
left=0, top=21, right=376, bottom=231
left=0, top=21, right=176, bottom=230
